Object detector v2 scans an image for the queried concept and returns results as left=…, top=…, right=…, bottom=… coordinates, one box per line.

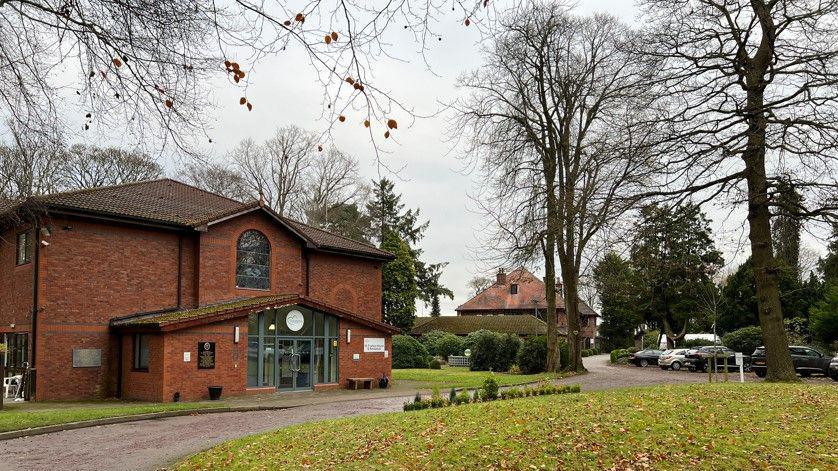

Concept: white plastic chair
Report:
left=4, top=375, right=21, bottom=399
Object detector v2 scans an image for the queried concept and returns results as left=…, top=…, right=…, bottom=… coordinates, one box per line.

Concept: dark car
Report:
left=830, top=356, right=838, bottom=381
left=629, top=349, right=664, bottom=367
left=685, top=346, right=747, bottom=372
left=751, top=346, right=832, bottom=378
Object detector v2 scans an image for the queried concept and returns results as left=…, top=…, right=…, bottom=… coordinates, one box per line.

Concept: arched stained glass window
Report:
left=236, top=230, right=271, bottom=289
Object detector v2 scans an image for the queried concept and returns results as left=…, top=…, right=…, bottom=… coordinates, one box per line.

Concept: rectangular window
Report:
left=247, top=336, right=259, bottom=386
left=328, top=338, right=339, bottom=383
left=133, top=334, right=150, bottom=371
left=16, top=231, right=32, bottom=265
left=510, top=284, right=518, bottom=294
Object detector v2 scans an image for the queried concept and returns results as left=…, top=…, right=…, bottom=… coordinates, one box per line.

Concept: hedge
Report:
left=392, top=335, right=431, bottom=369
left=722, top=326, right=763, bottom=355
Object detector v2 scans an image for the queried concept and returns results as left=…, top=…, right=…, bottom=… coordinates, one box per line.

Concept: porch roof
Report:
left=110, top=294, right=400, bottom=334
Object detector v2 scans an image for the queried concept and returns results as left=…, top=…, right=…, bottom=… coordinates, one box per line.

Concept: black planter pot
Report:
left=378, top=377, right=389, bottom=389
left=208, top=385, right=223, bottom=400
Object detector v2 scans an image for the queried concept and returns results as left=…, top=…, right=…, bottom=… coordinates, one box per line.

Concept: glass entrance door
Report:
left=277, top=339, right=313, bottom=391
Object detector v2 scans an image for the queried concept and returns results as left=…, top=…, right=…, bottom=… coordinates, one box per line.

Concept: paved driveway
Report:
left=0, top=354, right=749, bottom=471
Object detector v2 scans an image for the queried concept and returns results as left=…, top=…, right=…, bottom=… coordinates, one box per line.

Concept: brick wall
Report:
left=337, top=319, right=392, bottom=385
left=308, top=252, right=383, bottom=323
left=0, top=227, right=34, bottom=334
left=121, top=332, right=165, bottom=401
left=197, top=213, right=305, bottom=305
left=161, top=318, right=247, bottom=402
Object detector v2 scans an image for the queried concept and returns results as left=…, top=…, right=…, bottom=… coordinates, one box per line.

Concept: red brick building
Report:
left=455, top=268, right=599, bottom=347
left=0, top=179, right=397, bottom=402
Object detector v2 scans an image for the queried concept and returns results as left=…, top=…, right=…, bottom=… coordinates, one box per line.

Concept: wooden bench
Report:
left=347, top=377, right=375, bottom=390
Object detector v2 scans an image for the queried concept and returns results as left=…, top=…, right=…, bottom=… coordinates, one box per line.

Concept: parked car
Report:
left=751, top=346, right=832, bottom=378
left=830, top=356, right=838, bottom=381
left=629, top=349, right=664, bottom=367
left=685, top=346, right=748, bottom=372
left=658, top=349, right=689, bottom=371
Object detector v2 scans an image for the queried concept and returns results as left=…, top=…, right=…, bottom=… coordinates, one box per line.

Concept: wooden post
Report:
left=724, top=355, right=729, bottom=382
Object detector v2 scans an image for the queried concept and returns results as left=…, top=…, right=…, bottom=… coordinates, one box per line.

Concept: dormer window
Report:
left=236, top=230, right=271, bottom=290
left=510, top=283, right=518, bottom=295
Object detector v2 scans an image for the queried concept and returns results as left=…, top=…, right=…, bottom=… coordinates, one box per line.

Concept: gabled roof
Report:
left=1, top=179, right=392, bottom=260
left=456, top=267, right=599, bottom=317
left=110, top=294, right=400, bottom=334
left=411, top=315, right=552, bottom=336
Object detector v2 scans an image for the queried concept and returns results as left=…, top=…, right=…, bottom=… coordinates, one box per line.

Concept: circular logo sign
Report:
left=203, top=342, right=211, bottom=351
left=286, top=310, right=304, bottom=332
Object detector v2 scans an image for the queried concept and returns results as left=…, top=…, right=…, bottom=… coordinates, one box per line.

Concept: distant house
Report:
left=411, top=315, right=547, bottom=338
left=454, top=268, right=599, bottom=348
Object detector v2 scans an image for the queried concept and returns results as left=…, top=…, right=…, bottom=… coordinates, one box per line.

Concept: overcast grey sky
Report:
left=46, top=0, right=829, bottom=315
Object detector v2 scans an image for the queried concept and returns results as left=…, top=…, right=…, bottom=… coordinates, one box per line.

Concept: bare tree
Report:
left=468, top=275, right=494, bottom=297
left=639, top=0, right=838, bottom=381
left=303, top=147, right=361, bottom=219
left=62, top=145, right=163, bottom=189
left=0, top=122, right=65, bottom=199
left=233, top=126, right=315, bottom=216
left=0, top=0, right=490, bottom=151
left=458, top=4, right=658, bottom=371
left=180, top=160, right=252, bottom=202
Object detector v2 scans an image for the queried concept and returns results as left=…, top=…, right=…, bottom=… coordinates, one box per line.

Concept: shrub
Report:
left=722, top=326, right=764, bottom=354
left=810, top=285, right=838, bottom=345
left=558, top=341, right=570, bottom=369
left=643, top=330, right=661, bottom=349
left=481, top=376, right=499, bottom=401
left=679, top=338, right=711, bottom=348
left=419, top=330, right=448, bottom=356
left=449, top=388, right=457, bottom=403
left=508, top=364, right=522, bottom=375
left=428, top=358, right=442, bottom=369
left=517, top=335, right=548, bottom=374
left=610, top=348, right=630, bottom=363
left=455, top=389, right=470, bottom=405
left=467, top=330, right=521, bottom=372
left=627, top=346, right=640, bottom=354
left=435, top=333, right=466, bottom=360
left=393, top=335, right=431, bottom=369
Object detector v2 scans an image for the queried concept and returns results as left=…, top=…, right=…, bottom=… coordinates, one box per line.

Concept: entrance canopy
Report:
left=110, top=294, right=400, bottom=334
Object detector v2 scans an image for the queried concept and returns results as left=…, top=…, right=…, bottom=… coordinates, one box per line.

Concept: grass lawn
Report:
left=178, top=383, right=837, bottom=470
left=0, top=400, right=226, bottom=433
left=392, top=366, right=569, bottom=389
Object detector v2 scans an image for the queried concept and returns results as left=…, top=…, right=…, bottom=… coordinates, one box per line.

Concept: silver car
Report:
left=658, top=348, right=690, bottom=371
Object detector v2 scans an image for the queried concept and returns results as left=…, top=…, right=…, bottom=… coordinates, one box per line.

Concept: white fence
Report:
left=448, top=356, right=470, bottom=367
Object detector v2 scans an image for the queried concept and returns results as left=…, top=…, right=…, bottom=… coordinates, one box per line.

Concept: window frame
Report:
left=133, top=334, right=150, bottom=372
left=510, top=283, right=518, bottom=294
left=15, top=230, right=33, bottom=266
left=235, top=230, right=272, bottom=290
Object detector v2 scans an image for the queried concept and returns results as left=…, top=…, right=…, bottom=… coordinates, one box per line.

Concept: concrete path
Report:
left=0, top=354, right=749, bottom=471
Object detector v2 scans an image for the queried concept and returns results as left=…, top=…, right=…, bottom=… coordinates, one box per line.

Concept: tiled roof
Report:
left=1, top=179, right=392, bottom=260
left=111, top=294, right=400, bottom=333
left=282, top=218, right=393, bottom=259
left=411, top=315, right=551, bottom=336
left=34, top=178, right=244, bottom=227
left=455, top=267, right=599, bottom=317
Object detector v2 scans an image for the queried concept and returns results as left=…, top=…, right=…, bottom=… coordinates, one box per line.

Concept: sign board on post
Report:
left=363, top=338, right=386, bottom=353
left=198, top=342, right=215, bottom=369
left=735, top=352, right=745, bottom=383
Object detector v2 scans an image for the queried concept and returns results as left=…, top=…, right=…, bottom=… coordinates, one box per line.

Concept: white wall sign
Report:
left=183, top=351, right=191, bottom=362
left=352, top=353, right=360, bottom=361
left=286, top=310, right=304, bottom=331
left=364, top=337, right=386, bottom=353
left=384, top=350, right=389, bottom=358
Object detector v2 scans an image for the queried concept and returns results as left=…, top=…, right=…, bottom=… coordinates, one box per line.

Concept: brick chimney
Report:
left=496, top=268, right=507, bottom=285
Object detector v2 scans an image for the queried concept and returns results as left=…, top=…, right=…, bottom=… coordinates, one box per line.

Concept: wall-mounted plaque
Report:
left=72, top=348, right=102, bottom=368
left=198, top=342, right=215, bottom=369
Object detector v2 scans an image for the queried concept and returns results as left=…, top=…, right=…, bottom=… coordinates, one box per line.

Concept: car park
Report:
left=629, top=349, right=664, bottom=367
left=751, top=346, right=832, bottom=378
left=658, top=349, right=689, bottom=371
left=685, top=346, right=747, bottom=372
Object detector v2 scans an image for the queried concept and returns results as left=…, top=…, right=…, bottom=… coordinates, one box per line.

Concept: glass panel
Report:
left=275, top=306, right=313, bottom=336
left=262, top=338, right=276, bottom=387
left=262, top=310, right=277, bottom=336
left=326, top=316, right=338, bottom=339
left=277, top=339, right=294, bottom=389
left=314, top=311, right=324, bottom=337
left=314, top=339, right=325, bottom=384
left=296, top=340, right=311, bottom=388
left=236, top=230, right=271, bottom=289
left=248, top=313, right=260, bottom=337
left=328, top=338, right=339, bottom=383
left=247, top=337, right=259, bottom=386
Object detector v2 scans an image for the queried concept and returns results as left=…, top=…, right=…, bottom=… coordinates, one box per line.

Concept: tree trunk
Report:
left=544, top=156, right=560, bottom=373
left=743, top=87, right=797, bottom=382
left=662, top=316, right=687, bottom=348
left=561, top=266, right=585, bottom=372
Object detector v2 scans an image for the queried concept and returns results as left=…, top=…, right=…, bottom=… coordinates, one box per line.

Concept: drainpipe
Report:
left=29, top=223, right=41, bottom=399
left=177, top=234, right=183, bottom=309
